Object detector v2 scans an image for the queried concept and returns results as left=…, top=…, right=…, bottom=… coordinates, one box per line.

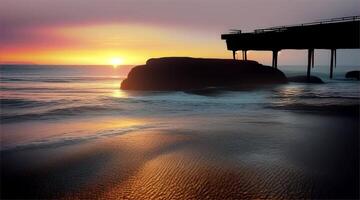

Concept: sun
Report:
left=110, top=57, right=123, bottom=68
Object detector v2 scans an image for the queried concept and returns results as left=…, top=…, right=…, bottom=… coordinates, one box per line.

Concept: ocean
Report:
left=1, top=64, right=359, bottom=199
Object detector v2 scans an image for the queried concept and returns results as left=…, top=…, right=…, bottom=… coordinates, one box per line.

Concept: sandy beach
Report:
left=2, top=112, right=358, bottom=199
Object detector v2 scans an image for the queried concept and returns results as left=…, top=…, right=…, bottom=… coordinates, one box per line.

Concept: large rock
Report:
left=121, top=57, right=288, bottom=90
left=345, top=71, right=360, bottom=80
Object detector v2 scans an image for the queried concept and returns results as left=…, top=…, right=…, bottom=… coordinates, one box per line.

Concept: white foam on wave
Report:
left=1, top=123, right=163, bottom=152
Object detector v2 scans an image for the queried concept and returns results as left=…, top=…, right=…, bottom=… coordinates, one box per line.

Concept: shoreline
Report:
left=1, top=112, right=359, bottom=199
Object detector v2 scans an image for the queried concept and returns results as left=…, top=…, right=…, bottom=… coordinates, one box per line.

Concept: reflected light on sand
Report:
left=0, top=116, right=147, bottom=152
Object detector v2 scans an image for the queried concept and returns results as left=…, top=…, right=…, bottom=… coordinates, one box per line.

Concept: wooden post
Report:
left=242, top=50, right=245, bottom=60
left=307, top=49, right=311, bottom=81
left=274, top=50, right=278, bottom=69
left=233, top=50, right=236, bottom=60
left=311, top=49, right=315, bottom=68
left=334, top=49, right=337, bottom=68
left=244, top=50, right=247, bottom=61
left=330, top=49, right=334, bottom=79
left=272, top=50, right=279, bottom=68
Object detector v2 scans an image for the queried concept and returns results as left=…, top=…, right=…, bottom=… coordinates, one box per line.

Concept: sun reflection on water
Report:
left=274, top=85, right=304, bottom=105
left=112, top=89, right=128, bottom=98
left=278, top=86, right=303, bottom=97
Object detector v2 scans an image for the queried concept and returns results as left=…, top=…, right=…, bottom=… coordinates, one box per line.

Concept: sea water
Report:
left=0, top=64, right=359, bottom=198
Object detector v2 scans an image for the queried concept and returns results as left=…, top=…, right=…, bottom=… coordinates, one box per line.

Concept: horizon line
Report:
left=1, top=63, right=359, bottom=67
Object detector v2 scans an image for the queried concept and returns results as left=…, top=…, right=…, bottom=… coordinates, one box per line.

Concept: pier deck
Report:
left=221, top=16, right=360, bottom=79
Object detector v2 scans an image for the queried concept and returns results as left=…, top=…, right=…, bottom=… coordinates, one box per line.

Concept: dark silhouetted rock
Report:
left=345, top=71, right=360, bottom=80
left=288, top=76, right=324, bottom=83
left=121, top=57, right=288, bottom=90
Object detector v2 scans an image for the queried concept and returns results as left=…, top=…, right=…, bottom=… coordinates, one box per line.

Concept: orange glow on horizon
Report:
left=0, top=23, right=271, bottom=65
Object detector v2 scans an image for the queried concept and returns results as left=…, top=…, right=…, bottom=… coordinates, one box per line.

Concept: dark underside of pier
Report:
left=221, top=16, right=360, bottom=79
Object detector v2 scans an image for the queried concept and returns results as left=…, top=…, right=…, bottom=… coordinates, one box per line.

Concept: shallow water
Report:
left=1, top=64, right=359, bottom=199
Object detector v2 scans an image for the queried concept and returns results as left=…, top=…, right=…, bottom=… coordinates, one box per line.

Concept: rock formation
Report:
left=121, top=57, right=288, bottom=90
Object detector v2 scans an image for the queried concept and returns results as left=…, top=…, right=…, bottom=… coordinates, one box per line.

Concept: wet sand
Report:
left=1, top=112, right=358, bottom=199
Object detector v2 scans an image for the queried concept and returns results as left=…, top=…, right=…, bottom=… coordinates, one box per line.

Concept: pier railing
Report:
left=254, top=16, right=360, bottom=34
left=226, top=16, right=360, bottom=34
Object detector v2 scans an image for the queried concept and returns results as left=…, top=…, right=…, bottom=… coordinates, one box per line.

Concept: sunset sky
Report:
left=0, top=0, right=359, bottom=65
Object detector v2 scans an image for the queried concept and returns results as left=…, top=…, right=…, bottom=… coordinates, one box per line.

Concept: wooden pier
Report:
left=221, top=16, right=360, bottom=79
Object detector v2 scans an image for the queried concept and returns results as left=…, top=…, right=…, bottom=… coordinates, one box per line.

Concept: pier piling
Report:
left=272, top=50, right=279, bottom=68
left=334, top=49, right=337, bottom=68
left=330, top=49, right=335, bottom=79
left=307, top=49, right=312, bottom=80
left=311, top=49, right=315, bottom=68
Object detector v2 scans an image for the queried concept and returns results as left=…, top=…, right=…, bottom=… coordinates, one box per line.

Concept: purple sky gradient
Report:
left=1, top=0, right=359, bottom=65
left=2, top=0, right=359, bottom=31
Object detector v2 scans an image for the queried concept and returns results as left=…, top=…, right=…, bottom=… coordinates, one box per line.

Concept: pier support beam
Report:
left=232, top=50, right=236, bottom=60
left=334, top=49, right=337, bottom=68
left=311, top=49, right=315, bottom=68
left=330, top=49, right=335, bottom=79
left=307, top=49, right=312, bottom=81
left=272, top=50, right=279, bottom=68
left=242, top=50, right=248, bottom=61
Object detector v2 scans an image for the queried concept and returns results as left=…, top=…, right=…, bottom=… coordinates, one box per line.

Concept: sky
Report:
left=0, top=0, right=359, bottom=65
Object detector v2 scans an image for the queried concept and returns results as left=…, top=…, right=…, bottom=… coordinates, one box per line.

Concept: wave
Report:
left=1, top=76, right=124, bottom=83
left=0, top=98, right=58, bottom=108
left=0, top=87, right=113, bottom=94
left=1, top=78, right=71, bottom=83
left=1, top=104, right=117, bottom=123
left=272, top=94, right=359, bottom=100
left=0, top=98, right=85, bottom=109
left=1, top=124, right=158, bottom=152
left=268, top=103, right=360, bottom=116
left=297, top=95, right=359, bottom=100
